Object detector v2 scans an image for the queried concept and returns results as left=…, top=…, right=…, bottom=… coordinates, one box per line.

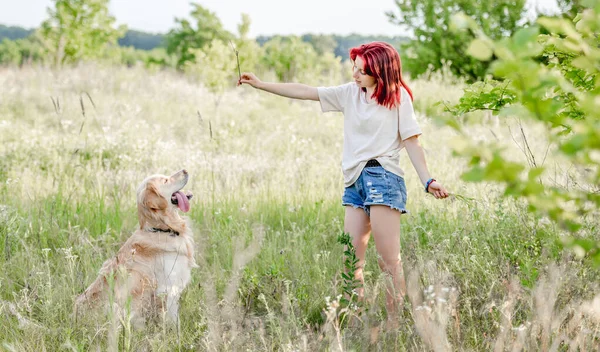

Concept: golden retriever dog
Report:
left=76, top=169, right=197, bottom=327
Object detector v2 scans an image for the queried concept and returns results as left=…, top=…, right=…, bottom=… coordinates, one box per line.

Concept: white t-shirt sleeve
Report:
left=317, top=83, right=352, bottom=112
left=398, top=87, right=422, bottom=140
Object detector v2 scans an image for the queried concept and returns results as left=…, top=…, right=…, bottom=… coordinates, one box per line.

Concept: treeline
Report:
left=0, top=23, right=407, bottom=61
left=0, top=24, right=34, bottom=40
left=117, top=29, right=165, bottom=50
left=258, top=34, right=409, bottom=60
left=0, top=0, right=576, bottom=84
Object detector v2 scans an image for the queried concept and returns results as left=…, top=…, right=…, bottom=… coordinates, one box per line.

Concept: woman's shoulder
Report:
left=326, top=82, right=359, bottom=99
left=320, top=82, right=356, bottom=93
left=339, top=81, right=358, bottom=91
left=399, top=85, right=412, bottom=103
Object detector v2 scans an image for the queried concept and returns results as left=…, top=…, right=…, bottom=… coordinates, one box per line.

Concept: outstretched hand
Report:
left=237, top=72, right=262, bottom=88
left=428, top=181, right=449, bottom=199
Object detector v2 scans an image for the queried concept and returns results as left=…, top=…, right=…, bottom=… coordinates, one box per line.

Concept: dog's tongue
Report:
left=174, top=191, right=190, bottom=212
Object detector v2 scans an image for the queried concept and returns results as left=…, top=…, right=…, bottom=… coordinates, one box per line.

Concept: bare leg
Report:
left=343, top=206, right=371, bottom=299
left=369, top=205, right=405, bottom=325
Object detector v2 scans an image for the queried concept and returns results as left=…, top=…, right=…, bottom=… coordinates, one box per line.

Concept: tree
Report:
left=0, top=39, right=21, bottom=66
left=0, top=37, right=49, bottom=66
left=260, top=36, right=319, bottom=82
left=258, top=36, right=342, bottom=85
left=387, top=0, right=527, bottom=81
left=185, top=39, right=237, bottom=99
left=39, top=0, right=125, bottom=66
left=301, top=34, right=337, bottom=56
left=165, top=3, right=232, bottom=70
left=445, top=2, right=600, bottom=261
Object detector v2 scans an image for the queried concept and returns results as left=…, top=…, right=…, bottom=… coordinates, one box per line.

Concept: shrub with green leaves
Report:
left=386, top=0, right=527, bottom=81
left=39, top=0, right=126, bottom=66
left=446, top=0, right=600, bottom=260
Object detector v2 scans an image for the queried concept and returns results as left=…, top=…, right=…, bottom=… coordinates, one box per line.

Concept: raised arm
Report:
left=237, top=72, right=319, bottom=101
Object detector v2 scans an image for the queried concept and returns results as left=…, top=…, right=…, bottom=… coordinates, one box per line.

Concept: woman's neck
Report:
left=365, top=87, right=376, bottom=102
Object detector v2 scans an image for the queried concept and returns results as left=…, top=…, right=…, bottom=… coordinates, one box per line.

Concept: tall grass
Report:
left=0, top=64, right=599, bottom=351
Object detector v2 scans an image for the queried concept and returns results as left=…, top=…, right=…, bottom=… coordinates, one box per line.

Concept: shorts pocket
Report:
left=363, top=166, right=385, bottom=177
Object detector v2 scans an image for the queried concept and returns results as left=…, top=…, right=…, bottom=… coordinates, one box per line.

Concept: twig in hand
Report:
left=209, top=28, right=242, bottom=81
left=227, top=39, right=242, bottom=82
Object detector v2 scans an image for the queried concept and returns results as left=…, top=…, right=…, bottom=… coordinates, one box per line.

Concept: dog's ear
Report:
left=137, top=181, right=168, bottom=229
left=142, top=182, right=168, bottom=211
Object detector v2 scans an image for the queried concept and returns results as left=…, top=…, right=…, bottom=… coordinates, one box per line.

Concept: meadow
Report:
left=1, top=63, right=599, bottom=351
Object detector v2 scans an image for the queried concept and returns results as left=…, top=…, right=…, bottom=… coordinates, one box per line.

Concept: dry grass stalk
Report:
left=406, top=270, right=451, bottom=352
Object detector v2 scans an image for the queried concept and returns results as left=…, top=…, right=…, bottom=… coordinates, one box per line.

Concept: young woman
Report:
left=238, top=42, right=449, bottom=325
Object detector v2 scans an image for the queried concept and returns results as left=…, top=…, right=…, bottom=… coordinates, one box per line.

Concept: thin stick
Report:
left=210, top=28, right=242, bottom=81
left=227, top=39, right=241, bottom=81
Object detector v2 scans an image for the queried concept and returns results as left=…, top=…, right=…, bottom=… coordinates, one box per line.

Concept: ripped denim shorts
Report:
left=342, top=163, right=408, bottom=216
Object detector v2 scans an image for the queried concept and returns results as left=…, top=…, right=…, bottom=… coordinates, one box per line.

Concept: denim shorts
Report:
left=342, top=166, right=408, bottom=216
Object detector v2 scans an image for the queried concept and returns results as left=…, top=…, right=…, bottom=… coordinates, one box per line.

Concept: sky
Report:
left=0, top=0, right=562, bottom=38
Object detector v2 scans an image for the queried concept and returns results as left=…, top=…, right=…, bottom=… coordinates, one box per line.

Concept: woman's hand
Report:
left=238, top=72, right=262, bottom=88
left=428, top=181, right=449, bottom=199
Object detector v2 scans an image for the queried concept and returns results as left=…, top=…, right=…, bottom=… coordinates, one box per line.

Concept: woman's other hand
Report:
left=428, top=182, right=449, bottom=199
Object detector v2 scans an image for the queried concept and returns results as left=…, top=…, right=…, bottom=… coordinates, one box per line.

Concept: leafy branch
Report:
left=336, top=232, right=362, bottom=310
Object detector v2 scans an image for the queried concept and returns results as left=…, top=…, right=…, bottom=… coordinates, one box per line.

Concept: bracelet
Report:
left=425, top=178, right=436, bottom=193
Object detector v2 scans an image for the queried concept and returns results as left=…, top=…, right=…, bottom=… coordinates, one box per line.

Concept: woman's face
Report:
left=352, top=56, right=376, bottom=90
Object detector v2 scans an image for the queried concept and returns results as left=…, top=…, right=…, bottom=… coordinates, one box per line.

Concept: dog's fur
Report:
left=75, top=170, right=197, bottom=326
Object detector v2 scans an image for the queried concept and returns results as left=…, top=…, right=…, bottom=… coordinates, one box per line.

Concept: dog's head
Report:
left=136, top=169, right=193, bottom=230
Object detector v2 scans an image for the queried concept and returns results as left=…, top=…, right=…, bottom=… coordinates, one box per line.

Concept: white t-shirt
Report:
left=317, top=82, right=422, bottom=187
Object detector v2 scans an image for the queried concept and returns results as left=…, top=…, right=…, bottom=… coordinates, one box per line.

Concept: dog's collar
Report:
left=147, top=227, right=179, bottom=236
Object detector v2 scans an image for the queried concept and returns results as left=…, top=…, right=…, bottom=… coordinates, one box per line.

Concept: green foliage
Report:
left=446, top=1, right=600, bottom=259
left=336, top=233, right=362, bottom=309
left=165, top=3, right=232, bottom=70
left=0, top=39, right=22, bottom=66
left=0, top=37, right=46, bottom=66
left=259, top=36, right=342, bottom=84
left=387, top=0, right=527, bottom=81
left=39, top=0, right=126, bottom=66
left=185, top=39, right=238, bottom=96
left=260, top=36, right=316, bottom=82
left=300, top=34, right=337, bottom=56
left=446, top=79, right=517, bottom=118
left=234, top=14, right=263, bottom=75
left=100, top=46, right=175, bottom=68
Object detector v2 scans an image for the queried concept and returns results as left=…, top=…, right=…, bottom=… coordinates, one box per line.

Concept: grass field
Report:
left=1, top=64, right=599, bottom=351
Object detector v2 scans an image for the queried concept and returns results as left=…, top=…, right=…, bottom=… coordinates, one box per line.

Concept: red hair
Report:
left=349, top=42, right=413, bottom=109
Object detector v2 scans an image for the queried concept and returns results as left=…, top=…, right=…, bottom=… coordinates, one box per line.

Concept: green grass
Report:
left=0, top=64, right=599, bottom=351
